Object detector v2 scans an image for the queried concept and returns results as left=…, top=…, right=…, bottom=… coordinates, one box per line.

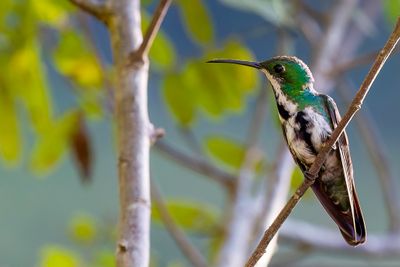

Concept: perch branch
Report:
left=151, top=180, right=208, bottom=267
left=245, top=17, right=400, bottom=267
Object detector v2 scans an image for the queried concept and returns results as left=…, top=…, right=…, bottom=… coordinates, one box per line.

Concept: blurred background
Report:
left=0, top=0, right=400, bottom=266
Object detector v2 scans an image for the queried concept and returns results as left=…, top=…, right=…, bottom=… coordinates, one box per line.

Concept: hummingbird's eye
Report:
left=273, top=64, right=285, bottom=74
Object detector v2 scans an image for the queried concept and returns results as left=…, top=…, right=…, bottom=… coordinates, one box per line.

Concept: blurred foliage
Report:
left=383, top=0, right=400, bottom=23
left=204, top=135, right=265, bottom=172
left=176, top=0, right=214, bottom=44
left=163, top=40, right=258, bottom=126
left=152, top=199, right=219, bottom=234
left=69, top=213, right=98, bottom=244
left=39, top=246, right=82, bottom=267
left=37, top=213, right=116, bottom=267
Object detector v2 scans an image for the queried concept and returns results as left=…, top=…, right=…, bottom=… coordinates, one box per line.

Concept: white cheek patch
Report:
left=261, top=69, right=298, bottom=114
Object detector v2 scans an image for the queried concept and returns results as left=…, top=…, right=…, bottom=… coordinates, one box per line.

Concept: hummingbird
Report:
left=207, top=56, right=366, bottom=246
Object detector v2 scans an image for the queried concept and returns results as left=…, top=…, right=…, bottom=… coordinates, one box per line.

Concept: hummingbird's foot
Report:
left=304, top=171, right=316, bottom=182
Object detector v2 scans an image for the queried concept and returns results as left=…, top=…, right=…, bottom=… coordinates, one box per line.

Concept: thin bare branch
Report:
left=130, top=0, right=172, bottom=63
left=69, top=0, right=111, bottom=24
left=281, top=219, right=400, bottom=257
left=337, top=79, right=400, bottom=231
left=245, top=17, right=400, bottom=267
left=155, top=141, right=236, bottom=190
left=151, top=180, right=208, bottom=267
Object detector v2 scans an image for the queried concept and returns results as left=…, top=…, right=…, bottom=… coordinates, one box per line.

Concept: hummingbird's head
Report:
left=207, top=56, right=314, bottom=92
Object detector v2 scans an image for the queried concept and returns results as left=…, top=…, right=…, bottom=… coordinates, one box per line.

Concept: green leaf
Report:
left=204, top=135, right=265, bottom=172
left=205, top=136, right=247, bottom=170
left=30, top=110, right=80, bottom=174
left=384, top=0, right=400, bottom=24
left=290, top=166, right=311, bottom=198
left=39, top=246, right=81, bottom=267
left=142, top=13, right=176, bottom=70
left=176, top=0, right=214, bottom=44
left=163, top=72, right=196, bottom=126
left=219, top=0, right=293, bottom=26
left=31, top=0, right=70, bottom=27
left=53, top=30, right=103, bottom=89
left=162, top=40, right=257, bottom=125
left=0, top=89, right=21, bottom=164
left=8, top=41, right=53, bottom=133
left=198, top=40, right=258, bottom=114
left=152, top=200, right=218, bottom=233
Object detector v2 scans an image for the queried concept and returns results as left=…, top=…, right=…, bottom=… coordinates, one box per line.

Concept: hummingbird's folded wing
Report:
left=320, top=95, right=366, bottom=245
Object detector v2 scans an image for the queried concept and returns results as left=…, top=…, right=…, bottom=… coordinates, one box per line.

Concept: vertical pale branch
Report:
left=254, top=148, right=294, bottom=267
left=70, top=0, right=171, bottom=266
left=245, top=17, right=400, bottom=267
left=109, top=1, right=150, bottom=266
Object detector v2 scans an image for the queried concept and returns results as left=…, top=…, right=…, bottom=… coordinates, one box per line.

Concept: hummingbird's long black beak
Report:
left=206, top=59, right=261, bottom=69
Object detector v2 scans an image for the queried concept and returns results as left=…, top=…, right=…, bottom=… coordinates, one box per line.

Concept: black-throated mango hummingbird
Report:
left=207, top=56, right=366, bottom=246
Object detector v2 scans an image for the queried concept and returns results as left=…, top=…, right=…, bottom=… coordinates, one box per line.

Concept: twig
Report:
left=69, top=0, right=111, bottom=24
left=155, top=141, right=236, bottom=190
left=151, top=180, right=208, bottom=267
left=129, top=0, right=172, bottom=63
left=337, top=79, right=400, bottom=231
left=281, top=219, right=400, bottom=257
left=245, top=17, right=400, bottom=267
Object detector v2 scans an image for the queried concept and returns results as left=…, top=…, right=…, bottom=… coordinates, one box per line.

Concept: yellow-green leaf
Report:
left=30, top=110, right=80, bottom=174
left=205, top=136, right=246, bottom=170
left=205, top=136, right=264, bottom=171
left=0, top=90, right=21, bottom=164
left=384, top=0, right=400, bottom=23
left=176, top=0, right=214, bottom=44
left=290, top=166, right=312, bottom=198
left=31, top=0, right=70, bottom=27
left=163, top=72, right=196, bottom=126
left=68, top=213, right=97, bottom=244
left=39, top=246, right=81, bottom=267
left=152, top=200, right=218, bottom=233
left=8, top=41, right=53, bottom=133
left=53, top=30, right=102, bottom=89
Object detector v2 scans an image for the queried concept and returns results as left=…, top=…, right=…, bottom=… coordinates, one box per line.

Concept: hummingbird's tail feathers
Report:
left=311, top=179, right=366, bottom=246
left=339, top=186, right=366, bottom=246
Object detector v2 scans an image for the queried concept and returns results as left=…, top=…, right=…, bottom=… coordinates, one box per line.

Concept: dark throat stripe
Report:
left=277, top=102, right=290, bottom=120
left=295, top=111, right=317, bottom=155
